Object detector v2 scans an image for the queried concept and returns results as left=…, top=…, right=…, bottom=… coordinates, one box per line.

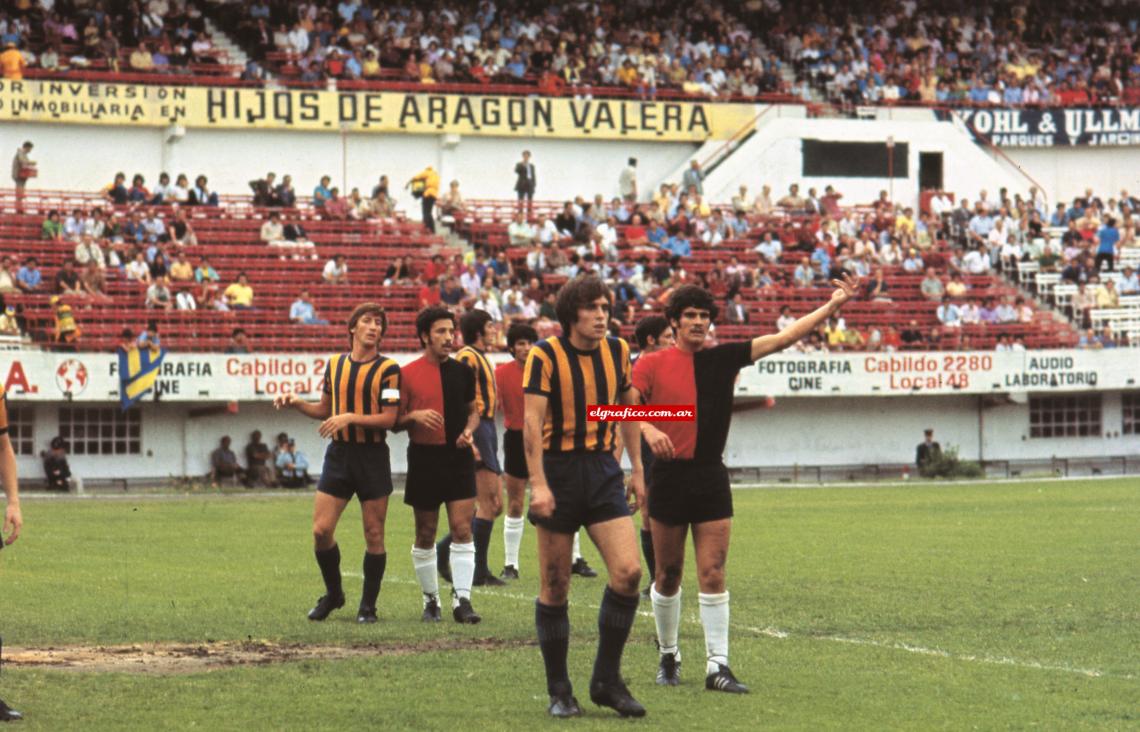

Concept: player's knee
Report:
left=413, top=525, right=436, bottom=548
left=611, top=562, right=642, bottom=595
left=697, top=559, right=726, bottom=592
left=451, top=525, right=473, bottom=543
left=542, top=569, right=570, bottom=603
left=363, top=524, right=384, bottom=548
left=657, top=562, right=683, bottom=594
left=506, top=499, right=524, bottom=517
left=312, top=524, right=336, bottom=548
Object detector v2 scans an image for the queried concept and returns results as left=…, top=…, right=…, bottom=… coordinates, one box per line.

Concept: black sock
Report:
left=535, top=600, right=571, bottom=696
left=437, top=533, right=452, bottom=568
left=361, top=551, right=387, bottom=610
left=472, top=517, right=494, bottom=575
left=314, top=544, right=342, bottom=597
left=592, top=586, right=639, bottom=684
left=640, top=529, right=656, bottom=584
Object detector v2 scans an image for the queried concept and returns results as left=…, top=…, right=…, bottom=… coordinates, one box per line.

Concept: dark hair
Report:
left=664, top=285, right=719, bottom=324
left=416, top=306, right=455, bottom=347
left=634, top=315, right=670, bottom=349
left=555, top=274, right=612, bottom=335
left=232, top=328, right=246, bottom=338
left=506, top=323, right=538, bottom=348
left=120, top=327, right=134, bottom=339
left=347, top=301, right=388, bottom=347
left=459, top=309, right=493, bottom=346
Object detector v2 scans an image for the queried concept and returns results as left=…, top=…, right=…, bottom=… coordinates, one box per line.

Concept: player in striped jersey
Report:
left=0, top=385, right=25, bottom=722
left=436, top=310, right=507, bottom=587
left=524, top=275, right=647, bottom=718
left=274, top=303, right=401, bottom=624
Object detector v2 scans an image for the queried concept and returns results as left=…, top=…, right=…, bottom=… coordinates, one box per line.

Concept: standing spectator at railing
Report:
left=312, top=175, right=332, bottom=208
left=1095, top=217, right=1119, bottom=272
left=514, top=150, right=536, bottom=214
left=167, top=173, right=189, bottom=204
left=273, top=174, right=296, bottom=207
left=128, top=174, right=151, bottom=204
left=619, top=158, right=638, bottom=203
left=1073, top=282, right=1097, bottom=328
left=11, top=141, right=35, bottom=208
left=150, top=172, right=174, bottom=204
left=249, top=172, right=277, bottom=207
left=408, top=164, right=440, bottom=233
left=681, top=159, right=703, bottom=196
left=1, top=41, right=26, bottom=80
left=103, top=172, right=129, bottom=205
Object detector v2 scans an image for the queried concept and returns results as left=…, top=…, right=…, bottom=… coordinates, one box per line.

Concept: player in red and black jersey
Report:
left=494, top=322, right=536, bottom=580
left=397, top=307, right=483, bottom=624
left=632, top=276, right=858, bottom=693
left=275, top=303, right=401, bottom=624
left=0, top=385, right=25, bottom=722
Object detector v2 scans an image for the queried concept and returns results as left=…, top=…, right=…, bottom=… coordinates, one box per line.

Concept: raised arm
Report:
left=750, top=274, right=859, bottom=361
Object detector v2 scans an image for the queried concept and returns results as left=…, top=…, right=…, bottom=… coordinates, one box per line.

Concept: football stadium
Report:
left=0, top=1, right=1138, bottom=728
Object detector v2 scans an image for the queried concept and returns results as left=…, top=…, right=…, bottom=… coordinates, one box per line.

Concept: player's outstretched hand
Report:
left=408, top=409, right=445, bottom=433
left=829, top=273, right=860, bottom=306
left=273, top=394, right=298, bottom=410
left=529, top=482, right=555, bottom=519
left=643, top=425, right=675, bottom=460
left=3, top=503, right=22, bottom=545
left=318, top=413, right=355, bottom=438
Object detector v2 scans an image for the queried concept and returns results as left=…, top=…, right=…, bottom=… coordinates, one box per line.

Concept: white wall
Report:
left=996, top=146, right=1140, bottom=208
left=13, top=391, right=1139, bottom=482
left=0, top=123, right=696, bottom=206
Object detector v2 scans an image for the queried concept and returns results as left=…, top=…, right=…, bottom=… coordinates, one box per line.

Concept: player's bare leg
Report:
left=356, top=497, right=389, bottom=623
left=501, top=474, right=526, bottom=579
left=649, top=519, right=688, bottom=685
left=445, top=496, right=481, bottom=622
left=413, top=508, right=444, bottom=621
left=309, top=492, right=350, bottom=620
left=583, top=517, right=646, bottom=717
left=692, top=519, right=747, bottom=693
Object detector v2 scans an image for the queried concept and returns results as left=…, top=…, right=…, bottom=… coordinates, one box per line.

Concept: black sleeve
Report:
left=713, top=340, right=754, bottom=374
left=464, top=365, right=476, bottom=404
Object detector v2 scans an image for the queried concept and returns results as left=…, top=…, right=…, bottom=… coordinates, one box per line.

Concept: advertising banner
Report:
left=953, top=108, right=1140, bottom=147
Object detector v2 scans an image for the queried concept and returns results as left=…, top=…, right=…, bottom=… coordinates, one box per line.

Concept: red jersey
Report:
left=399, top=355, right=475, bottom=446
left=495, top=359, right=526, bottom=431
left=632, top=341, right=752, bottom=463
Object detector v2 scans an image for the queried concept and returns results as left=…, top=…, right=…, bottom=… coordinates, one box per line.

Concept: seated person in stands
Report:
left=54, top=259, right=84, bottom=297
left=508, top=212, right=536, bottom=247
left=793, top=256, right=815, bottom=288
left=959, top=298, right=980, bottom=324
left=43, top=437, right=75, bottom=492
left=1119, top=266, right=1139, bottom=295
left=1096, top=278, right=1119, bottom=309
left=275, top=438, right=311, bottom=488
left=189, top=175, right=219, bottom=206
left=52, top=298, right=80, bottom=350
left=195, top=255, right=219, bottom=284
left=322, top=254, right=348, bottom=284
left=945, top=272, right=968, bottom=298
left=42, top=210, right=63, bottom=241
left=962, top=245, right=991, bottom=275
left=864, top=267, right=890, bottom=301
left=1096, top=325, right=1118, bottom=349
left=146, top=276, right=174, bottom=310
left=1015, top=297, right=1034, bottom=323
left=902, top=248, right=925, bottom=273
left=17, top=258, right=43, bottom=293
left=128, top=175, right=151, bottom=204
left=224, top=273, right=255, bottom=310
left=151, top=172, right=175, bottom=204
left=1078, top=328, right=1103, bottom=350
left=260, top=210, right=285, bottom=246
left=224, top=328, right=251, bottom=355
left=312, top=175, right=332, bottom=208
left=80, top=261, right=110, bottom=301
left=126, top=251, right=153, bottom=284
left=977, top=297, right=999, bottom=324
left=900, top=320, right=924, bottom=347
left=74, top=235, right=106, bottom=269
left=209, top=436, right=247, bottom=486
left=439, top=180, right=466, bottom=218
left=282, top=219, right=317, bottom=259
left=753, top=231, right=782, bottom=263
left=245, top=431, right=274, bottom=488
left=1037, top=243, right=1060, bottom=272
left=440, top=276, right=465, bottom=307
left=289, top=290, right=328, bottom=325
left=323, top=187, right=351, bottom=219
left=170, top=253, right=193, bottom=282
left=936, top=296, right=961, bottom=328
left=103, top=172, right=129, bottom=205
left=347, top=188, right=374, bottom=219
left=384, top=255, right=414, bottom=285
left=129, top=41, right=155, bottom=71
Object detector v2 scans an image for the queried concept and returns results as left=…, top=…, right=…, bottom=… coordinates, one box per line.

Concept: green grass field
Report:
left=1, top=478, right=1137, bottom=730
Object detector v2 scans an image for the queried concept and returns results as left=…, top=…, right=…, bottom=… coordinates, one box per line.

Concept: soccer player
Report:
left=0, top=384, right=25, bottom=722
left=436, top=310, right=507, bottom=586
left=627, top=315, right=674, bottom=596
left=495, top=322, right=536, bottom=580
left=398, top=307, right=482, bottom=624
left=524, top=275, right=647, bottom=718
left=631, top=276, right=858, bottom=693
left=274, top=303, right=400, bottom=624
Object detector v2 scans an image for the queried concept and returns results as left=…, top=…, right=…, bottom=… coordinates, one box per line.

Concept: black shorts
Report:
left=404, top=443, right=477, bottom=511
left=473, top=418, right=502, bottom=475
left=529, top=451, right=630, bottom=534
left=640, top=435, right=655, bottom=487
left=503, top=428, right=527, bottom=479
left=649, top=459, right=733, bottom=526
left=317, top=441, right=394, bottom=503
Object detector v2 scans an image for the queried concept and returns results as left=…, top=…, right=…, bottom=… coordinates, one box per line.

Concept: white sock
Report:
left=411, top=546, right=438, bottom=605
left=572, top=532, right=583, bottom=562
left=699, top=591, right=730, bottom=674
left=450, top=541, right=476, bottom=606
left=503, top=516, right=525, bottom=567
left=651, top=584, right=682, bottom=656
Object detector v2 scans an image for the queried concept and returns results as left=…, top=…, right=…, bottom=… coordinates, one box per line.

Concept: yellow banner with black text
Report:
left=0, top=80, right=758, bottom=141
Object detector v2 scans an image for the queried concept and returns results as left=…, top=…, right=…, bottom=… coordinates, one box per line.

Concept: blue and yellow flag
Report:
left=118, top=345, right=166, bottom=410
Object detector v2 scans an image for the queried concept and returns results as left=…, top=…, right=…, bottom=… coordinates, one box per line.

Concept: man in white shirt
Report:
left=507, top=212, right=536, bottom=247
left=322, top=254, right=348, bottom=284
left=459, top=264, right=482, bottom=299
left=753, top=232, right=782, bottom=263
left=1118, top=266, right=1139, bottom=295
left=618, top=158, right=638, bottom=202
left=936, top=297, right=961, bottom=328
left=963, top=246, right=991, bottom=274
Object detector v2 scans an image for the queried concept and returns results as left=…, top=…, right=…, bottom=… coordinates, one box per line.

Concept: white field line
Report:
left=341, top=572, right=1134, bottom=681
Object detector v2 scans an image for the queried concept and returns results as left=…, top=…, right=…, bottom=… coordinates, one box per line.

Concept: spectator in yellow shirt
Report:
left=0, top=42, right=26, bottom=80
left=1096, top=279, right=1119, bottom=309
left=407, top=165, right=440, bottom=233
left=224, top=273, right=255, bottom=310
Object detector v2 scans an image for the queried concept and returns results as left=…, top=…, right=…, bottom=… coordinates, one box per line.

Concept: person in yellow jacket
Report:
left=407, top=166, right=440, bottom=233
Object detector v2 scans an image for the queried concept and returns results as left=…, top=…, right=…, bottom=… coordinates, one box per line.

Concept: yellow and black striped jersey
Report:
left=523, top=335, right=632, bottom=452
left=457, top=345, right=496, bottom=420
left=321, top=353, right=400, bottom=443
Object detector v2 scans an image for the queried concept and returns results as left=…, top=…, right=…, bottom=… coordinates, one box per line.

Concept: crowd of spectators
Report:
left=208, top=430, right=311, bottom=488
left=6, top=1, right=1139, bottom=110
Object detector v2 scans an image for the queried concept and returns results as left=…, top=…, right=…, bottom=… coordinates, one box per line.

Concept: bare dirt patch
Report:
left=6, top=638, right=533, bottom=675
